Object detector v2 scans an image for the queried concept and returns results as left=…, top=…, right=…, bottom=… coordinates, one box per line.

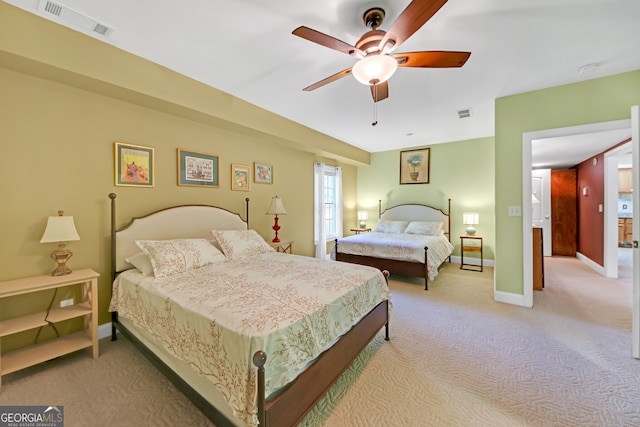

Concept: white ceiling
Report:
left=6, top=0, right=640, bottom=162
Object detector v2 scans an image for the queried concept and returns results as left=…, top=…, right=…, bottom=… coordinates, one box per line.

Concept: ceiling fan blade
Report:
left=394, top=51, right=471, bottom=68
left=380, top=0, right=448, bottom=51
left=370, top=81, right=389, bottom=102
left=303, top=67, right=353, bottom=92
left=293, top=26, right=361, bottom=56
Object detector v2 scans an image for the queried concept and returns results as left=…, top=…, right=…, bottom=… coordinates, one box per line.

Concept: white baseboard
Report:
left=98, top=322, right=114, bottom=340
left=494, top=290, right=529, bottom=307
left=449, top=255, right=495, bottom=267
left=576, top=252, right=605, bottom=276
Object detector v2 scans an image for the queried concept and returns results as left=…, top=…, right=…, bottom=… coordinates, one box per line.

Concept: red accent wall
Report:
left=576, top=154, right=605, bottom=265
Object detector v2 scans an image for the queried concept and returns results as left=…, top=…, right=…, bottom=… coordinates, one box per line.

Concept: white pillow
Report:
left=405, top=221, right=444, bottom=236
left=135, top=238, right=226, bottom=278
left=211, top=229, right=274, bottom=260
left=125, top=252, right=154, bottom=276
left=373, top=219, right=409, bottom=233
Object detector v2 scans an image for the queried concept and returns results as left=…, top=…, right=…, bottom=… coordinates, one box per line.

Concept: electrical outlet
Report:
left=60, top=298, right=74, bottom=307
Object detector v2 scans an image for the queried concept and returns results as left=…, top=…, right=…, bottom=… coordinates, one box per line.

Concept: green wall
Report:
left=358, top=137, right=495, bottom=260
left=0, top=4, right=366, bottom=352
left=495, top=70, right=640, bottom=297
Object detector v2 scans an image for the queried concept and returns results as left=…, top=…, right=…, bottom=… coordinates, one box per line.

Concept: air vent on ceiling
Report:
left=457, top=108, right=472, bottom=119
left=37, top=0, right=115, bottom=38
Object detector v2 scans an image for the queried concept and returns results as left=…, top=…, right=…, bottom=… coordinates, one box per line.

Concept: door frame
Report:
left=604, top=141, right=631, bottom=278
left=522, top=119, right=631, bottom=308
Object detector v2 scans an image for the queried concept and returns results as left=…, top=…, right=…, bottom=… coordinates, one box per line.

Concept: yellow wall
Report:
left=0, top=4, right=366, bottom=351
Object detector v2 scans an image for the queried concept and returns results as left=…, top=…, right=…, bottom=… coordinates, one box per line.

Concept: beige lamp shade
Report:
left=40, top=213, right=80, bottom=243
left=266, top=196, right=288, bottom=216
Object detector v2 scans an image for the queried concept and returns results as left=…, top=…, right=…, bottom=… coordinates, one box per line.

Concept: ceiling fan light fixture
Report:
left=352, top=54, right=398, bottom=85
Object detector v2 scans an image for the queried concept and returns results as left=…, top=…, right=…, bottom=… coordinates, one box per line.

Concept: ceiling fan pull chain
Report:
left=372, top=84, right=378, bottom=126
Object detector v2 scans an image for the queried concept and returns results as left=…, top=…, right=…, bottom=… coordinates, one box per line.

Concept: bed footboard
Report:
left=335, top=240, right=430, bottom=289
left=253, top=299, right=390, bottom=427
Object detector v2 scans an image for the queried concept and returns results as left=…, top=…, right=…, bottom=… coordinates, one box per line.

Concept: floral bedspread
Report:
left=334, top=232, right=455, bottom=281
left=110, top=252, right=390, bottom=426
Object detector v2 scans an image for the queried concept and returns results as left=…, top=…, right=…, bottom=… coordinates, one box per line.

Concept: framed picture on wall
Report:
left=177, top=149, right=219, bottom=187
left=114, top=142, right=154, bottom=187
left=254, top=162, right=273, bottom=184
left=231, top=164, right=251, bottom=191
left=400, top=147, right=430, bottom=184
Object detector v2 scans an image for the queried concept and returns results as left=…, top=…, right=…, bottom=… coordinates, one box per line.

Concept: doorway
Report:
left=521, top=119, right=632, bottom=308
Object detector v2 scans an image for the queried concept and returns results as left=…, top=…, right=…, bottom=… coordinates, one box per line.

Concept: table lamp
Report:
left=40, top=210, right=80, bottom=276
left=357, top=211, right=369, bottom=228
left=266, top=196, right=288, bottom=243
left=463, top=212, right=479, bottom=236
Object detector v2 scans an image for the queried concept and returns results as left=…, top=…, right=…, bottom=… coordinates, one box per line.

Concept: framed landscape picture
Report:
left=400, top=147, right=430, bottom=184
left=254, top=162, right=273, bottom=184
left=177, top=149, right=219, bottom=187
left=114, top=142, right=154, bottom=187
left=231, top=164, right=250, bottom=191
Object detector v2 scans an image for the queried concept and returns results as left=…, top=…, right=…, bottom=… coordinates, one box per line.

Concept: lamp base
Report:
left=272, top=215, right=281, bottom=243
left=51, top=244, right=74, bottom=276
left=359, top=221, right=367, bottom=228
left=465, top=226, right=476, bottom=236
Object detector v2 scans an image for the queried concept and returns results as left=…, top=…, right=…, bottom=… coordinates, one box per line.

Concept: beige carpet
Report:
left=1, top=258, right=639, bottom=426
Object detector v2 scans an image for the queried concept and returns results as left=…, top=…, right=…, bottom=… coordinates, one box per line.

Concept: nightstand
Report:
left=460, top=235, right=483, bottom=272
left=0, top=268, right=100, bottom=390
left=350, top=228, right=372, bottom=235
left=269, top=240, right=293, bottom=254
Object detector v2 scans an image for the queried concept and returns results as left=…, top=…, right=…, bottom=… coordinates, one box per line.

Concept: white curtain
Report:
left=314, top=162, right=343, bottom=259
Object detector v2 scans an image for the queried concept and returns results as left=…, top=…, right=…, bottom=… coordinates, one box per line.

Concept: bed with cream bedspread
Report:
left=334, top=231, right=454, bottom=281
left=110, top=251, right=389, bottom=426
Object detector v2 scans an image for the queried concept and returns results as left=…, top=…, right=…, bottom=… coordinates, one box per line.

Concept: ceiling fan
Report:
left=292, top=0, right=471, bottom=103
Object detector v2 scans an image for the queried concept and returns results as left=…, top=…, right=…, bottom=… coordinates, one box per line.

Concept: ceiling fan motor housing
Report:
left=363, top=7, right=385, bottom=29
left=356, top=30, right=386, bottom=55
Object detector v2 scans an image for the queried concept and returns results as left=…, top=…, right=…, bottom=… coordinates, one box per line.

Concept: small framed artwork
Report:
left=254, top=162, right=273, bottom=184
left=400, top=147, right=430, bottom=184
left=177, top=149, right=219, bottom=187
left=231, top=164, right=251, bottom=191
left=114, top=142, right=154, bottom=187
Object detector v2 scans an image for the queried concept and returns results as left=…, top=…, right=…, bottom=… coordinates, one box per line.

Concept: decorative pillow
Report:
left=135, top=238, right=226, bottom=278
left=211, top=229, right=274, bottom=260
left=125, top=252, right=154, bottom=276
left=373, top=219, right=409, bottom=234
left=405, top=221, right=444, bottom=236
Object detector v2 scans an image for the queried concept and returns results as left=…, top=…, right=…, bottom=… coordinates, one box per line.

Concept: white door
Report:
left=532, top=169, right=552, bottom=256
left=631, top=105, right=639, bottom=359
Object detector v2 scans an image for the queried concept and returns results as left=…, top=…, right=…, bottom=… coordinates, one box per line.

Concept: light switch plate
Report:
left=508, top=206, right=521, bottom=216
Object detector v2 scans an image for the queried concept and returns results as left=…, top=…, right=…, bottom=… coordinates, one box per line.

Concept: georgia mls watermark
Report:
left=0, top=406, right=63, bottom=427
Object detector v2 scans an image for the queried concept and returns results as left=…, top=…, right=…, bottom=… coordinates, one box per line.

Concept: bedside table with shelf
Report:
left=350, top=228, right=372, bottom=235
left=0, top=268, right=100, bottom=390
left=269, top=240, right=293, bottom=254
left=460, top=235, right=483, bottom=272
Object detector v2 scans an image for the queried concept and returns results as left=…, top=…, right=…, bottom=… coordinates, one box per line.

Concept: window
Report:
left=314, top=163, right=343, bottom=259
